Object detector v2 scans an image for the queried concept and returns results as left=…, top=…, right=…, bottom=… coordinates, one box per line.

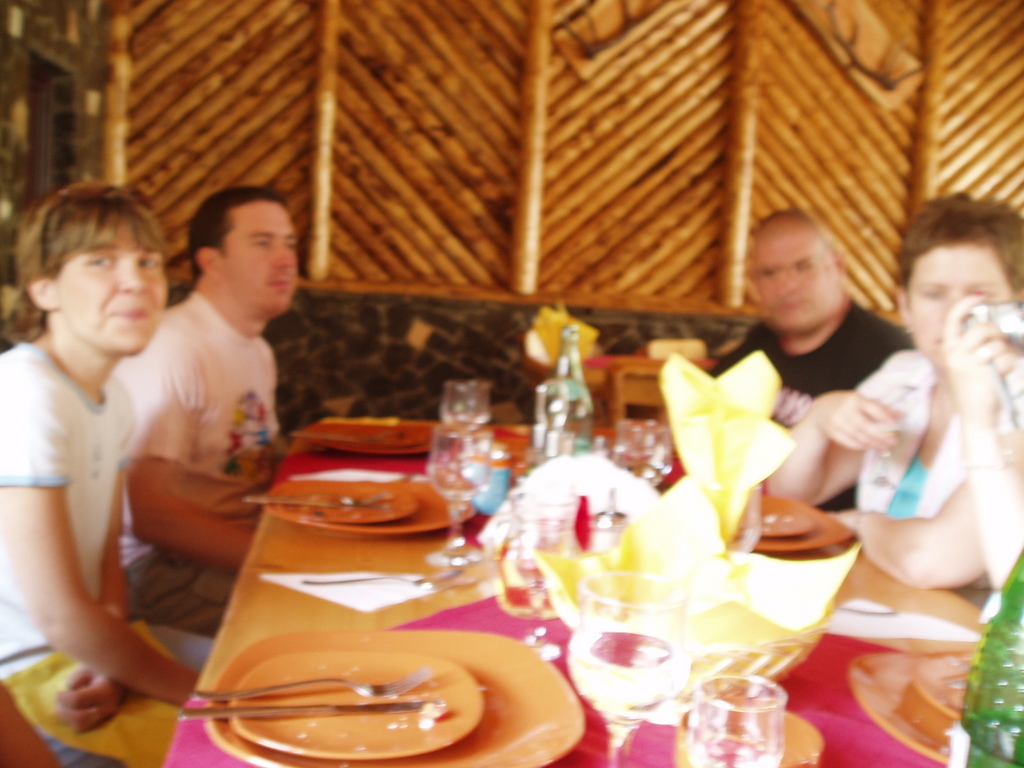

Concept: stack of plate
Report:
left=204, top=630, right=585, bottom=768
left=754, top=497, right=855, bottom=555
left=264, top=480, right=469, bottom=536
left=849, top=650, right=971, bottom=762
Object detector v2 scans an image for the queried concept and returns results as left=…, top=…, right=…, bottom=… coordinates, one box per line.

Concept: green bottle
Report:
left=954, top=553, right=1024, bottom=767
left=553, top=324, right=594, bottom=453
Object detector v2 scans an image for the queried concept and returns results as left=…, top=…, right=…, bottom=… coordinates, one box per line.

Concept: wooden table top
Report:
left=199, top=501, right=982, bottom=688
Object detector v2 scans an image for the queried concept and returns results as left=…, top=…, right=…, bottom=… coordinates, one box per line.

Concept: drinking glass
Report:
left=440, top=379, right=492, bottom=425
left=612, top=419, right=674, bottom=487
left=426, top=425, right=493, bottom=567
left=871, top=384, right=915, bottom=488
left=684, top=675, right=787, bottom=768
left=726, top=484, right=762, bottom=555
left=568, top=572, right=689, bottom=768
left=492, top=488, right=580, bottom=660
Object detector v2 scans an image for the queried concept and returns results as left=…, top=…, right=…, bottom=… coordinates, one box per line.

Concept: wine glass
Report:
left=440, top=379, right=492, bottom=425
left=492, top=487, right=580, bottom=660
left=726, top=484, right=763, bottom=555
left=871, top=384, right=915, bottom=488
left=612, top=419, right=674, bottom=487
left=568, top=572, right=689, bottom=768
left=426, top=425, right=493, bottom=567
left=684, top=675, right=787, bottom=768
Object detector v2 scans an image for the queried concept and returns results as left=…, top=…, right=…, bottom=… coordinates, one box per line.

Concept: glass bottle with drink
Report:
left=950, top=550, right=1024, bottom=767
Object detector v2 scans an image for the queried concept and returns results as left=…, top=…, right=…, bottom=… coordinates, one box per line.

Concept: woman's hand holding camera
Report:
left=944, top=295, right=1018, bottom=431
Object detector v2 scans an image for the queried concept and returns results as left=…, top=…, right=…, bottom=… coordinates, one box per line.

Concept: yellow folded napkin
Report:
left=661, top=351, right=792, bottom=541
left=532, top=302, right=599, bottom=363
left=541, top=480, right=858, bottom=640
left=4, top=623, right=178, bottom=768
left=538, top=351, right=859, bottom=649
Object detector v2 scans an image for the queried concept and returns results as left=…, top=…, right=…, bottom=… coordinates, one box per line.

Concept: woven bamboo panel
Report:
left=540, top=0, right=732, bottom=303
left=324, top=0, right=524, bottom=288
left=749, top=0, right=923, bottom=313
left=126, top=0, right=318, bottom=270
left=936, top=0, right=1024, bottom=209
left=114, top=0, right=1024, bottom=312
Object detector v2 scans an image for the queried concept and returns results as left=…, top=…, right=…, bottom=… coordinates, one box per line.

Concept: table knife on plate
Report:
left=180, top=699, right=447, bottom=720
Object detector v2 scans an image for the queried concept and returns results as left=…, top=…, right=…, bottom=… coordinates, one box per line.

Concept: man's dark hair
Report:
left=187, top=186, right=287, bottom=277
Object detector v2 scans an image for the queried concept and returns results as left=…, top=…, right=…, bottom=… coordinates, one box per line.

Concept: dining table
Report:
left=161, top=421, right=983, bottom=768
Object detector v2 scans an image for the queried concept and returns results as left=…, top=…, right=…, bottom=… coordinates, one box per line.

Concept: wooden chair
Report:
left=645, top=338, right=708, bottom=361
left=606, top=357, right=667, bottom=424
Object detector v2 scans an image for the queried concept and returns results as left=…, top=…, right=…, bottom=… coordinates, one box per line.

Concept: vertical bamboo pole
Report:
left=909, top=0, right=949, bottom=217
left=719, top=0, right=765, bottom=308
left=104, top=0, right=132, bottom=184
left=511, top=0, right=554, bottom=295
left=309, top=0, right=341, bottom=281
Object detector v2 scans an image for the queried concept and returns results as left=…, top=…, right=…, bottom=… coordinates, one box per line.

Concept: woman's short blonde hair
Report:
left=900, top=194, right=1024, bottom=291
left=9, top=183, right=166, bottom=340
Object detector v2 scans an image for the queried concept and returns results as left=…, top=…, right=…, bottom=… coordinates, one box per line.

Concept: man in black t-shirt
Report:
left=712, top=210, right=911, bottom=509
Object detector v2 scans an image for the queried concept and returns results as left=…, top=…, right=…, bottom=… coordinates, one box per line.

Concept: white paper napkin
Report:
left=261, top=572, right=436, bottom=612
left=477, top=454, right=660, bottom=550
left=287, top=469, right=428, bottom=483
left=830, top=599, right=980, bottom=643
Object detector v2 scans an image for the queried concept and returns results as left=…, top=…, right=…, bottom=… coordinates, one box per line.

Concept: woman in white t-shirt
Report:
left=0, top=184, right=196, bottom=767
left=770, top=195, right=1024, bottom=592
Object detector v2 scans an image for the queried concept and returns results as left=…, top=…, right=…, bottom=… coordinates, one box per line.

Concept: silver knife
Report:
left=242, top=493, right=392, bottom=510
left=180, top=699, right=447, bottom=720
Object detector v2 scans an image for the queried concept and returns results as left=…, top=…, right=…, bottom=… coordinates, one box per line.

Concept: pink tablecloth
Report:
left=164, top=600, right=940, bottom=768
left=162, top=447, right=942, bottom=767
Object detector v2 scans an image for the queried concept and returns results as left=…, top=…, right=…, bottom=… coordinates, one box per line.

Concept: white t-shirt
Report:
left=0, top=344, right=133, bottom=677
left=114, top=292, right=278, bottom=564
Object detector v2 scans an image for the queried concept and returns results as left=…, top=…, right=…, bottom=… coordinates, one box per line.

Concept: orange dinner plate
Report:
left=760, top=499, right=818, bottom=537
left=295, top=420, right=434, bottom=455
left=205, top=630, right=585, bottom=768
left=264, top=481, right=418, bottom=525
left=754, top=498, right=854, bottom=554
left=269, top=480, right=466, bottom=535
left=849, top=650, right=973, bottom=763
left=676, top=712, right=825, bottom=768
left=228, top=650, right=483, bottom=760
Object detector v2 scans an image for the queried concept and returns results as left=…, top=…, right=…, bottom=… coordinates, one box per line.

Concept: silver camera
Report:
left=966, top=301, right=1024, bottom=351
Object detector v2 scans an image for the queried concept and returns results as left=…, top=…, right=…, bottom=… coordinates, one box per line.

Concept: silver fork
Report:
left=194, top=665, right=432, bottom=702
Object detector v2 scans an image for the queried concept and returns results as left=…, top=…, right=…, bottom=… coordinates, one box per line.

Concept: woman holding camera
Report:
left=770, top=195, right=1024, bottom=590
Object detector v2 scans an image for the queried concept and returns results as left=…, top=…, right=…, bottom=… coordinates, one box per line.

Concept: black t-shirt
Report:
left=712, top=303, right=912, bottom=509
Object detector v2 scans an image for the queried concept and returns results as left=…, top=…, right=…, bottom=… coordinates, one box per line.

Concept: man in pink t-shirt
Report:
left=116, top=187, right=298, bottom=635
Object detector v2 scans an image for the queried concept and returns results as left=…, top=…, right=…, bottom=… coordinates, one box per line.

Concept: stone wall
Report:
left=0, top=282, right=756, bottom=430
left=264, top=288, right=757, bottom=434
left=0, top=0, right=109, bottom=308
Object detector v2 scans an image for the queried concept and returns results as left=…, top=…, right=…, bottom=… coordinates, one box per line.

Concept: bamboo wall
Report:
left=112, top=0, right=1024, bottom=315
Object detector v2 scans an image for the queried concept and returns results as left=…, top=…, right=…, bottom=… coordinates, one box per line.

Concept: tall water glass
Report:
left=492, top=488, right=579, bottom=660
left=685, top=675, right=787, bottom=768
left=426, top=425, right=492, bottom=567
left=613, top=419, right=674, bottom=487
left=440, top=379, right=492, bottom=425
left=726, top=484, right=763, bottom=555
left=568, top=572, right=689, bottom=768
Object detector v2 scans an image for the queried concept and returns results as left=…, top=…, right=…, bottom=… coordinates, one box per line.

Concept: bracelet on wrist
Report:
left=963, top=449, right=1014, bottom=470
